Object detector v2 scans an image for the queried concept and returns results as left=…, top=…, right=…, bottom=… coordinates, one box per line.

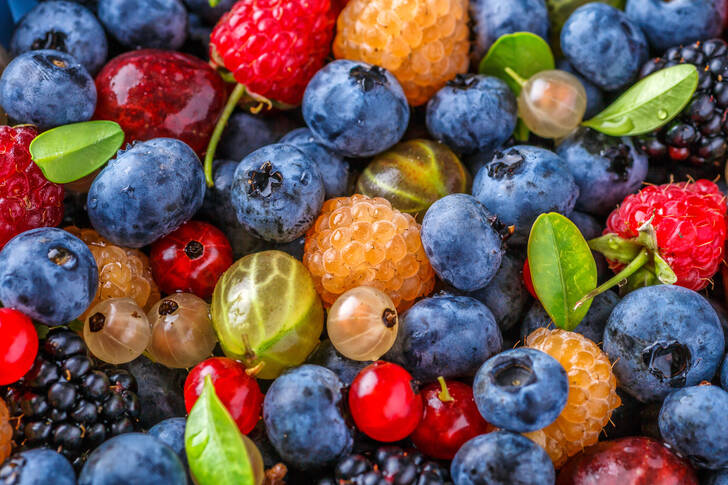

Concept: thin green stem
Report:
left=573, top=248, right=650, bottom=310
left=504, top=67, right=527, bottom=87
left=437, top=376, right=454, bottom=403
left=205, top=83, right=245, bottom=187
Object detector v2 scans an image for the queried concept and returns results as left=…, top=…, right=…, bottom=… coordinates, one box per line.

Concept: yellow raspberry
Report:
left=65, top=227, right=160, bottom=320
left=303, top=194, right=435, bottom=311
left=524, top=328, right=621, bottom=468
left=333, top=0, right=470, bottom=106
left=0, top=398, right=11, bottom=463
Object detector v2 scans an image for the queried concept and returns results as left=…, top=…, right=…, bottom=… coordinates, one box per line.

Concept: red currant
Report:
left=0, top=308, right=38, bottom=385
left=523, top=259, right=537, bottom=298
left=349, top=361, right=423, bottom=442
left=150, top=221, right=233, bottom=299
left=410, top=378, right=493, bottom=460
left=184, top=357, right=264, bottom=434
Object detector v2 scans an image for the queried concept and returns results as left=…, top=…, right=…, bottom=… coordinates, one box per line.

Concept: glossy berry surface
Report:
left=83, top=298, right=151, bottom=365
left=94, top=50, right=226, bottom=156
left=519, top=70, right=587, bottom=139
left=349, top=361, right=423, bottom=442
left=0, top=125, right=63, bottom=250
left=0, top=308, right=38, bottom=385
left=410, top=379, right=493, bottom=460
left=184, top=357, right=263, bottom=435
left=150, top=221, right=233, bottom=299
left=0, top=448, right=76, bottom=485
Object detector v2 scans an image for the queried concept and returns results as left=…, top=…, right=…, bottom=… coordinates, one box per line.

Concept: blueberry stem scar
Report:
left=574, top=248, right=649, bottom=310
left=204, top=83, right=246, bottom=187
left=504, top=67, right=527, bottom=88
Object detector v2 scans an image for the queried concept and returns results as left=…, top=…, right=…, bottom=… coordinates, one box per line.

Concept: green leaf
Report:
left=528, top=213, right=597, bottom=331
left=185, top=376, right=256, bottom=485
left=29, top=121, right=124, bottom=184
left=588, top=234, right=642, bottom=264
left=582, top=64, right=698, bottom=136
left=209, top=0, right=220, bottom=6
left=514, top=119, right=530, bottom=142
left=479, top=32, right=555, bottom=95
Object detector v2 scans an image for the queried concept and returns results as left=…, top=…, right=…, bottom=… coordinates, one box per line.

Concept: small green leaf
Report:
left=185, top=376, right=256, bottom=485
left=582, top=64, right=698, bottom=136
left=479, top=32, right=555, bottom=95
left=209, top=0, right=220, bottom=6
left=588, top=234, right=642, bottom=264
left=29, top=121, right=124, bottom=184
left=528, top=213, right=597, bottom=331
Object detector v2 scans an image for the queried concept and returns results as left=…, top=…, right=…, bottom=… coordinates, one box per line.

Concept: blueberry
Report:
left=472, top=146, right=579, bottom=245
left=0, top=228, right=98, bottom=326
left=462, top=147, right=499, bottom=176
left=0, top=449, right=75, bottom=485
left=421, top=194, right=504, bottom=291
left=280, top=128, right=350, bottom=198
left=658, top=385, right=728, bottom=470
left=230, top=144, right=324, bottom=243
left=556, top=60, right=605, bottom=119
left=557, top=128, right=648, bottom=216
left=473, top=348, right=568, bottom=433
left=263, top=365, right=354, bottom=469
left=87, top=138, right=206, bottom=248
left=121, top=356, right=187, bottom=429
left=521, top=290, right=619, bottom=344
left=0, top=49, right=96, bottom=129
left=720, top=354, right=728, bottom=392
left=626, top=0, right=727, bottom=52
left=148, top=417, right=188, bottom=473
left=467, top=252, right=530, bottom=332
left=79, top=433, right=187, bottom=485
left=468, top=0, right=549, bottom=64
left=305, top=340, right=372, bottom=386
left=303, top=60, right=409, bottom=158
left=426, top=75, right=517, bottom=155
left=569, top=211, right=603, bottom=240
left=604, top=285, right=725, bottom=402
left=706, top=470, right=728, bottom=485
left=10, top=1, right=107, bottom=74
left=561, top=3, right=648, bottom=92
left=450, top=431, right=555, bottom=485
left=182, top=0, right=235, bottom=24
left=385, top=294, right=502, bottom=381
left=218, top=112, right=300, bottom=162
left=98, top=0, right=187, bottom=50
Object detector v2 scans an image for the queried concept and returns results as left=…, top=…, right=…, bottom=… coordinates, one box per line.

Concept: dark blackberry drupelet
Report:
left=636, top=39, right=728, bottom=173
left=317, top=447, right=450, bottom=485
left=1, top=328, right=141, bottom=469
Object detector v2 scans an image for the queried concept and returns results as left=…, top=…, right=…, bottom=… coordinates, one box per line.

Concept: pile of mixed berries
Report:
left=4, top=0, right=728, bottom=484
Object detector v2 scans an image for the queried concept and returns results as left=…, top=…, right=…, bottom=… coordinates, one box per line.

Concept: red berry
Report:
left=0, top=308, right=38, bottom=386
left=410, top=379, right=493, bottom=460
left=349, top=361, right=423, bottom=442
left=94, top=50, right=226, bottom=156
left=184, top=357, right=264, bottom=434
left=150, top=221, right=233, bottom=299
left=0, top=126, right=63, bottom=249
left=522, top=258, right=537, bottom=298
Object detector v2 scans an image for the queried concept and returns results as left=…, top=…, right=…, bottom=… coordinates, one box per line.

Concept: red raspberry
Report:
left=0, top=126, right=63, bottom=249
left=598, top=180, right=726, bottom=291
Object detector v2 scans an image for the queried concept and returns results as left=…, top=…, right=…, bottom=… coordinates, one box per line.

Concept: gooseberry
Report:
left=83, top=297, right=151, bottom=365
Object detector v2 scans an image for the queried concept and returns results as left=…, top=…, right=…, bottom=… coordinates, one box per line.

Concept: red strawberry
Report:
left=0, top=126, right=64, bottom=249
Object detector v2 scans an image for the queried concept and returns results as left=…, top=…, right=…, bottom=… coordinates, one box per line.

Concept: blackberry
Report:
left=1, top=328, right=141, bottom=469
left=637, top=39, right=728, bottom=175
left=317, top=446, right=451, bottom=485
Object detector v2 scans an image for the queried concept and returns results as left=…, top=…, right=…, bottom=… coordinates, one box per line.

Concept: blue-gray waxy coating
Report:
left=0, top=449, right=76, bottom=485
left=79, top=433, right=187, bottom=485
left=121, top=356, right=187, bottom=429
left=658, top=385, right=728, bottom=470
left=280, top=127, right=350, bottom=198
left=305, top=339, right=372, bottom=386
left=183, top=0, right=235, bottom=24
left=302, top=60, right=409, bottom=158
left=561, top=3, right=648, bottom=91
left=0, top=49, right=96, bottom=130
left=98, top=0, right=187, bottom=50
left=87, top=138, right=205, bottom=248
left=263, top=365, right=354, bottom=469
left=473, top=348, right=568, bottom=433
left=557, top=128, right=648, bottom=216
left=468, top=252, right=530, bottom=332
left=384, top=294, right=502, bottom=381
left=0, top=227, right=98, bottom=326
left=721, top=354, right=728, bottom=392
left=421, top=194, right=504, bottom=291
left=604, top=285, right=726, bottom=402
left=426, top=75, right=517, bottom=155
left=468, top=0, right=549, bottom=64
left=626, top=0, right=727, bottom=52
left=231, top=143, right=325, bottom=243
left=521, top=290, right=619, bottom=344
left=11, top=1, right=108, bottom=74
left=148, top=417, right=188, bottom=472
left=218, top=112, right=299, bottom=162
left=556, top=60, right=605, bottom=120
left=471, top=145, right=579, bottom=245
left=451, top=431, right=555, bottom=485
left=706, top=470, right=728, bottom=485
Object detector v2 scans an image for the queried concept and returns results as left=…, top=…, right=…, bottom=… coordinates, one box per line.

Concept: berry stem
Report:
left=504, top=67, right=527, bottom=87
left=437, top=376, right=454, bottom=403
left=573, top=248, right=650, bottom=310
left=204, top=83, right=246, bottom=187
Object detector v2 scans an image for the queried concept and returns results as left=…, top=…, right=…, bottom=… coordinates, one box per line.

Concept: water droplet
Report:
left=657, top=109, right=668, bottom=120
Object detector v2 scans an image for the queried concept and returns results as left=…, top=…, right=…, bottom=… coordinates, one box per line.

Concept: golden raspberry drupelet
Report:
left=333, top=0, right=470, bottom=106
left=65, top=227, right=160, bottom=320
left=524, top=328, right=621, bottom=468
left=0, top=398, right=11, bottom=463
left=303, top=195, right=435, bottom=311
